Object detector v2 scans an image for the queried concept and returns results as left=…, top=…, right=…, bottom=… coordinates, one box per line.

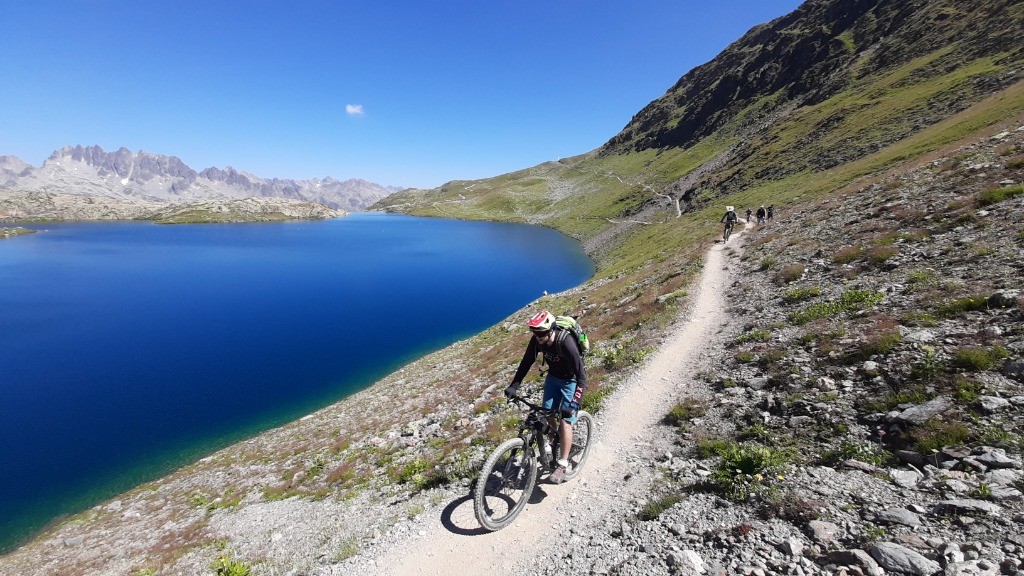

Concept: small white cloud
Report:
left=345, top=104, right=364, bottom=117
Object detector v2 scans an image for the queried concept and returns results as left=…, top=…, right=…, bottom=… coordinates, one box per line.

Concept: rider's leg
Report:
left=559, top=419, right=572, bottom=462
left=542, top=376, right=578, bottom=466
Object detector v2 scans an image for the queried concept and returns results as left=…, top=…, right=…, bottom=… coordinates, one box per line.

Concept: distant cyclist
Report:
left=767, top=204, right=775, bottom=223
left=756, top=204, right=767, bottom=224
left=745, top=207, right=753, bottom=223
left=721, top=205, right=738, bottom=241
left=505, top=310, right=586, bottom=484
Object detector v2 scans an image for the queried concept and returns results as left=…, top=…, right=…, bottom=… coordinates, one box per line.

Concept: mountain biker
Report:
left=721, top=206, right=738, bottom=240
left=504, top=310, right=586, bottom=484
left=767, top=204, right=775, bottom=223
left=756, top=204, right=767, bottom=224
left=745, top=207, right=753, bottom=223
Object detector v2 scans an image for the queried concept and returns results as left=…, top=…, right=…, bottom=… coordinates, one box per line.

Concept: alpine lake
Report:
left=0, top=213, right=594, bottom=552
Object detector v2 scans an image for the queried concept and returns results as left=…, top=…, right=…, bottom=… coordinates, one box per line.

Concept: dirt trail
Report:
left=381, top=229, right=744, bottom=576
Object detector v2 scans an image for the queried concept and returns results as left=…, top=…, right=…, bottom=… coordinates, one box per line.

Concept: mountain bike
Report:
left=472, top=393, right=594, bottom=531
left=723, top=221, right=735, bottom=241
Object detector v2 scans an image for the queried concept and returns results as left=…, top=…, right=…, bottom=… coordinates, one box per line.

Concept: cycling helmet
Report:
left=726, top=206, right=734, bottom=212
left=526, top=310, right=556, bottom=332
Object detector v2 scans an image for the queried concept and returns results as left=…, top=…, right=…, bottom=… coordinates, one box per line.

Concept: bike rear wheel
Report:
left=473, top=437, right=537, bottom=531
left=561, top=411, right=594, bottom=481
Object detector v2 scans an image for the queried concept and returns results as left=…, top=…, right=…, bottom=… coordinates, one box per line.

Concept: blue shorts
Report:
left=542, top=374, right=578, bottom=424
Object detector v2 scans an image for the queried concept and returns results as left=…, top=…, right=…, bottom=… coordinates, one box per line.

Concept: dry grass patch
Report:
left=775, top=263, right=806, bottom=284
left=832, top=245, right=863, bottom=264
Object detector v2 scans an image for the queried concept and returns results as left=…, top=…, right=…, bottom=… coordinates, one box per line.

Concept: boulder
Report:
left=932, top=499, right=1003, bottom=517
left=974, top=449, right=1019, bottom=469
left=987, top=290, right=1021, bottom=308
left=807, top=520, right=841, bottom=545
left=978, top=396, right=1010, bottom=413
left=826, top=549, right=884, bottom=576
left=869, top=542, right=941, bottom=575
left=875, top=507, right=922, bottom=527
left=894, top=396, right=954, bottom=425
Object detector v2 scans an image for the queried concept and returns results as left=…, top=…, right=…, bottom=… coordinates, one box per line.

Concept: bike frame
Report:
left=508, top=394, right=561, bottom=469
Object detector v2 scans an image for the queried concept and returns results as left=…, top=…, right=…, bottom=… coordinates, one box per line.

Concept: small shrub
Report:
left=903, top=311, right=938, bottom=327
left=326, top=461, right=358, bottom=486
left=832, top=245, right=863, bottom=264
left=789, top=289, right=883, bottom=325
left=909, top=346, right=943, bottom=381
left=734, top=329, right=772, bottom=345
left=976, top=184, right=1024, bottom=206
left=758, top=348, right=786, bottom=367
left=734, top=351, right=755, bottom=363
left=971, top=482, right=992, bottom=500
left=760, top=491, right=824, bottom=523
left=759, top=256, right=778, bottom=271
left=936, top=295, right=989, bottom=317
left=912, top=418, right=971, bottom=453
left=977, top=426, right=1020, bottom=449
left=846, top=330, right=902, bottom=362
left=952, top=376, right=983, bottom=403
left=824, top=441, right=890, bottom=466
left=952, top=345, right=1008, bottom=372
left=661, top=289, right=688, bottom=304
left=664, top=398, right=707, bottom=426
left=860, top=387, right=929, bottom=413
left=580, top=384, right=613, bottom=413
left=396, top=458, right=430, bottom=485
left=1005, top=156, right=1024, bottom=169
left=638, top=494, right=683, bottom=520
left=775, top=264, right=805, bottom=284
left=866, top=245, right=898, bottom=265
left=906, top=269, right=937, bottom=285
left=710, top=443, right=790, bottom=501
left=783, top=286, right=821, bottom=303
left=739, top=424, right=772, bottom=443
left=333, top=538, right=359, bottom=562
left=862, top=524, right=886, bottom=542
left=795, top=333, right=817, bottom=346
left=211, top=555, right=252, bottom=576
left=695, top=437, right=734, bottom=459
left=599, top=343, right=652, bottom=371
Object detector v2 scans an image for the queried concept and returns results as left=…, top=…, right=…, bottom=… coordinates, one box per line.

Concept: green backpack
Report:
left=553, top=315, right=590, bottom=356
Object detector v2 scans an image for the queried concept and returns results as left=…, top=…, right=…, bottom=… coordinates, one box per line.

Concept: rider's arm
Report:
left=510, top=335, right=539, bottom=385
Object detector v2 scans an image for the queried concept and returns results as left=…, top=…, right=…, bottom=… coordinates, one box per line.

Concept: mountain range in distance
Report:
left=0, top=145, right=401, bottom=215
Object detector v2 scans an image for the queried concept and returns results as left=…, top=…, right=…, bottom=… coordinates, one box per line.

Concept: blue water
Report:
left=0, top=213, right=593, bottom=552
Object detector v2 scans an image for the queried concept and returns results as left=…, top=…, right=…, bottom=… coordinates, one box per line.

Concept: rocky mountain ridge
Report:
left=0, top=145, right=400, bottom=220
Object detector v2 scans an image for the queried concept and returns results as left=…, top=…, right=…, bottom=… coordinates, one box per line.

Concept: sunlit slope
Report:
left=374, top=0, right=1024, bottom=276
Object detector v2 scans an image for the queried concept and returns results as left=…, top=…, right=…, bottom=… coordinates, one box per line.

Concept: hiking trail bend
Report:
left=381, top=232, right=742, bottom=575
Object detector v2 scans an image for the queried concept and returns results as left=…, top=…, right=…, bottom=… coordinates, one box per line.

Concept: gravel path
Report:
left=377, top=227, right=747, bottom=575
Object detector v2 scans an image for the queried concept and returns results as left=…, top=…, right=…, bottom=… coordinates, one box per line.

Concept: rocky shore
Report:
left=0, top=226, right=35, bottom=239
left=0, top=192, right=345, bottom=223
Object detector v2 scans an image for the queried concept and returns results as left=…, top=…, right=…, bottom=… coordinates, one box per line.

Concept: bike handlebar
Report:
left=506, top=393, right=552, bottom=414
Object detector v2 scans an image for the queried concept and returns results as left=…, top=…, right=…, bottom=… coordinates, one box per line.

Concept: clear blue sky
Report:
left=0, top=1, right=803, bottom=189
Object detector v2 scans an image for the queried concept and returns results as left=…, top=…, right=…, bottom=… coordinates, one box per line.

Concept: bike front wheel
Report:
left=561, top=411, right=594, bottom=481
left=473, top=437, right=538, bottom=531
